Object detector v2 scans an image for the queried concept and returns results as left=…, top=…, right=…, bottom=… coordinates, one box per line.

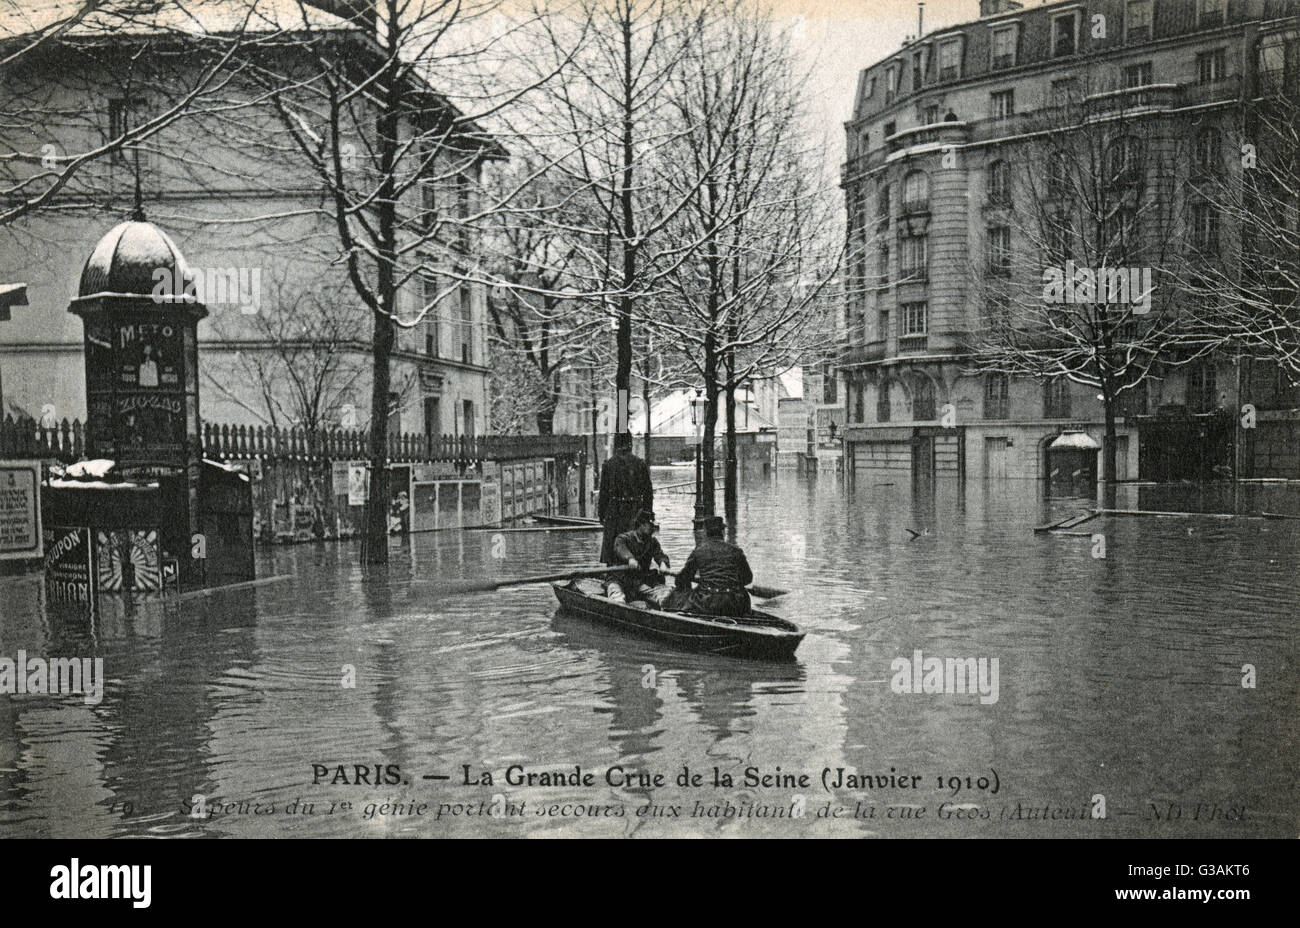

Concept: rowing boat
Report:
left=551, top=582, right=804, bottom=661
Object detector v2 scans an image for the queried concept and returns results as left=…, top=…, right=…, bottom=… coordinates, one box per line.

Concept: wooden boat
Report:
left=551, top=582, right=804, bottom=661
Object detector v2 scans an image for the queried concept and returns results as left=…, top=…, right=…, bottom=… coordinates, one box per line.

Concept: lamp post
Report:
left=690, top=387, right=705, bottom=518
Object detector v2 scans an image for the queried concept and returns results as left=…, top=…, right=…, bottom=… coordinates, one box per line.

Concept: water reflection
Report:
left=0, top=471, right=1296, bottom=838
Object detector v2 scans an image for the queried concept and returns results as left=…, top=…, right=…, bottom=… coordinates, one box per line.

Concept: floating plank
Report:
left=1261, top=511, right=1300, bottom=520
left=1096, top=508, right=1242, bottom=519
left=1033, top=510, right=1096, bottom=533
left=175, top=574, right=293, bottom=603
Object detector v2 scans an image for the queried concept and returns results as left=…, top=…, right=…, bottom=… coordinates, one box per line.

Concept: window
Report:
left=822, top=365, right=838, bottom=404
left=454, top=172, right=472, bottom=253
left=1123, top=62, right=1153, bottom=88
left=984, top=295, right=1011, bottom=329
left=992, top=26, right=1017, bottom=69
left=877, top=184, right=891, bottom=228
left=1126, top=0, right=1152, bottom=43
left=902, top=170, right=929, bottom=211
left=877, top=381, right=892, bottom=422
left=1107, top=135, right=1145, bottom=184
left=853, top=380, right=866, bottom=422
left=387, top=391, right=402, bottom=435
left=988, top=159, right=1011, bottom=205
left=1044, top=379, right=1072, bottom=418
left=923, top=104, right=941, bottom=125
left=458, top=282, right=474, bottom=364
left=900, top=301, right=928, bottom=337
left=1194, top=127, right=1222, bottom=174
left=423, top=396, right=441, bottom=438
left=900, top=235, right=928, bottom=280
left=939, top=39, right=962, bottom=81
left=420, top=182, right=438, bottom=233
left=885, top=64, right=899, bottom=102
left=1051, top=12, right=1079, bottom=58
left=864, top=75, right=876, bottom=98
left=912, top=378, right=935, bottom=420
left=883, top=121, right=897, bottom=139
left=462, top=399, right=476, bottom=439
left=1192, top=202, right=1220, bottom=251
left=991, top=89, right=1015, bottom=119
left=1050, top=77, right=1078, bottom=109
left=1197, top=49, right=1226, bottom=84
left=879, top=241, right=890, bottom=285
left=1046, top=214, right=1074, bottom=262
left=1102, top=208, right=1139, bottom=253
left=984, top=374, right=1010, bottom=419
left=1197, top=0, right=1225, bottom=28
left=878, top=308, right=890, bottom=344
left=987, top=225, right=1012, bottom=276
left=107, top=96, right=150, bottom=168
left=422, top=277, right=440, bottom=356
left=1186, top=363, right=1217, bottom=412
left=912, top=50, right=925, bottom=91
left=1047, top=150, right=1072, bottom=199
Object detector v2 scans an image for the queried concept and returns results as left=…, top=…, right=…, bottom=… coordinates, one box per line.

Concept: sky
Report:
left=779, top=0, right=977, bottom=160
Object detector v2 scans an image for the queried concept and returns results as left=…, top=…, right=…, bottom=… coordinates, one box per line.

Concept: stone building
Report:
left=838, top=0, right=1300, bottom=492
left=0, top=0, right=498, bottom=444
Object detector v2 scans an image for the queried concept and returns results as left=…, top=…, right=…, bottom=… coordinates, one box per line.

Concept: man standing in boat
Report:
left=597, top=432, right=653, bottom=565
left=667, top=515, right=753, bottom=617
left=605, top=509, right=672, bottom=606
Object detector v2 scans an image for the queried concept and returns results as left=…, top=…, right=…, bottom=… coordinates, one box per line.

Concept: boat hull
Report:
left=551, top=583, right=804, bottom=661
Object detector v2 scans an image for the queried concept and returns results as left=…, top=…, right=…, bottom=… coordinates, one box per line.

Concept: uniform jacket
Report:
left=597, top=451, right=653, bottom=564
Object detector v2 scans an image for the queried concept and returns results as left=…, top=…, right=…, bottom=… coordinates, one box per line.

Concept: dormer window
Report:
left=1197, top=0, right=1225, bottom=28
left=1125, top=0, right=1152, bottom=43
left=939, top=38, right=963, bottom=81
left=1052, top=10, right=1080, bottom=58
left=991, top=25, right=1018, bottom=69
left=912, top=49, right=926, bottom=91
left=885, top=64, right=899, bottom=103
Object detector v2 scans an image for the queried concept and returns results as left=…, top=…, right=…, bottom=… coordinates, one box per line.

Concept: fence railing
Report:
left=0, top=415, right=584, bottom=466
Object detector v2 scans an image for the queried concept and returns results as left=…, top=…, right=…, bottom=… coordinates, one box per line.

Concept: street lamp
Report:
left=690, top=388, right=706, bottom=518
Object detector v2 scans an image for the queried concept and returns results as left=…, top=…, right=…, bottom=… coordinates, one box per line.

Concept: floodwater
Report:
left=1, top=472, right=1297, bottom=838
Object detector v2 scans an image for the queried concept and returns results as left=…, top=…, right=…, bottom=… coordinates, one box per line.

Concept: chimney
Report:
left=918, top=3, right=925, bottom=38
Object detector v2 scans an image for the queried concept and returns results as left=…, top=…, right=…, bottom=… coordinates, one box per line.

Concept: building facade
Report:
left=0, top=0, right=495, bottom=444
left=838, top=0, right=1300, bottom=492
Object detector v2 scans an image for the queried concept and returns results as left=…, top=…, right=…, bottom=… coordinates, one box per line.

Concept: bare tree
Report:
left=652, top=0, right=841, bottom=517
left=965, top=69, right=1217, bottom=494
left=1173, top=39, right=1300, bottom=380
left=229, top=0, right=552, bottom=563
left=0, top=0, right=281, bottom=228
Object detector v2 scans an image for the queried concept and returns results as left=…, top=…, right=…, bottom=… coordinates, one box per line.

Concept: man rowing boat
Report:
left=605, top=509, right=672, bottom=607
left=666, top=515, right=753, bottom=617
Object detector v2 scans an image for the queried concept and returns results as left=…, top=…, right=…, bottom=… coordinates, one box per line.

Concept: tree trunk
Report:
left=642, top=368, right=652, bottom=462
left=724, top=363, right=738, bottom=541
left=615, top=12, right=635, bottom=442
left=700, top=331, right=718, bottom=517
left=1101, top=384, right=1118, bottom=510
left=364, top=307, right=394, bottom=564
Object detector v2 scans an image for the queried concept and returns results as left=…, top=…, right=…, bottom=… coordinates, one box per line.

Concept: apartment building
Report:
left=839, top=0, right=1300, bottom=491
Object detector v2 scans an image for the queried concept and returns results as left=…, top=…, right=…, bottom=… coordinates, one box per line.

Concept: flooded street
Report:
left=2, top=472, right=1297, bottom=838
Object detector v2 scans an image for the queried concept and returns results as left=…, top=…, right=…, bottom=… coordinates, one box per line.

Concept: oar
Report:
left=411, top=565, right=627, bottom=595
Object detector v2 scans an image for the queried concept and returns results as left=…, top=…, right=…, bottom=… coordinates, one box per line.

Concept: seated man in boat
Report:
left=605, top=509, right=673, bottom=608
left=664, top=515, right=753, bottom=617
